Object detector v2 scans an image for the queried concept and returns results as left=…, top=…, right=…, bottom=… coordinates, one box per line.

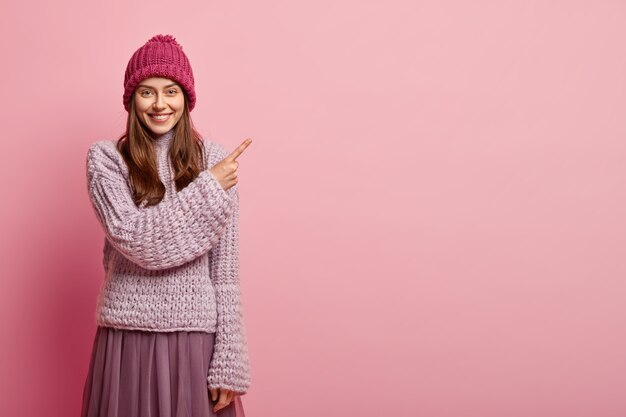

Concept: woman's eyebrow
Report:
left=136, top=83, right=180, bottom=89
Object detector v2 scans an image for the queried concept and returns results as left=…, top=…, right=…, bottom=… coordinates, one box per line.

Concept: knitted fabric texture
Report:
left=123, top=34, right=196, bottom=112
left=85, top=128, right=251, bottom=394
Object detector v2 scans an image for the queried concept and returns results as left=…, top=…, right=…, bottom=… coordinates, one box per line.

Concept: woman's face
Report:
left=134, top=77, right=185, bottom=135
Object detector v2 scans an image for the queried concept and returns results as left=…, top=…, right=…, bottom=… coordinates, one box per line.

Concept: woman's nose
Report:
left=153, top=94, right=165, bottom=109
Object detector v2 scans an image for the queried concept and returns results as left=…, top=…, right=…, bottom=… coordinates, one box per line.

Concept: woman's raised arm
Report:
left=86, top=140, right=234, bottom=270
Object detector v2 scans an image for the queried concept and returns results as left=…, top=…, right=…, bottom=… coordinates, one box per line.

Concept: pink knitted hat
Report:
left=123, top=34, right=196, bottom=112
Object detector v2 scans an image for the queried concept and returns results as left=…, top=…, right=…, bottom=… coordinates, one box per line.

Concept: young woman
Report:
left=81, top=34, right=252, bottom=417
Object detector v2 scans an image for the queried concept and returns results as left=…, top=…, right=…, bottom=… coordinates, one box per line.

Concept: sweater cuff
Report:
left=206, top=287, right=251, bottom=394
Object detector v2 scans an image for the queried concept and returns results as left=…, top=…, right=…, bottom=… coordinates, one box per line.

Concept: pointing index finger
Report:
left=226, top=138, right=252, bottom=161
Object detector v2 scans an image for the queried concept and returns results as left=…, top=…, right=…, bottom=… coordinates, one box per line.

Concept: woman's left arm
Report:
left=206, top=174, right=251, bottom=395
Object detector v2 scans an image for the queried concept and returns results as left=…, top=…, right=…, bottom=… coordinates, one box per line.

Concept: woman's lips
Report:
left=149, top=113, right=172, bottom=123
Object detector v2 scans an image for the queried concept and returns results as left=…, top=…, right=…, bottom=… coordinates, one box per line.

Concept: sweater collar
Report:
left=151, top=128, right=175, bottom=150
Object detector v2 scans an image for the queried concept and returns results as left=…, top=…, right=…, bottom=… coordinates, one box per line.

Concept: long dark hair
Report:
left=115, top=91, right=206, bottom=208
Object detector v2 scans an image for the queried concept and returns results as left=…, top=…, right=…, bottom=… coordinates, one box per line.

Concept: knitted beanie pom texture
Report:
left=123, top=34, right=196, bottom=112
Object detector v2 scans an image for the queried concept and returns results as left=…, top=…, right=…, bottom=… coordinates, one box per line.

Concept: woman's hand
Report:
left=210, top=138, right=252, bottom=191
left=210, top=387, right=239, bottom=412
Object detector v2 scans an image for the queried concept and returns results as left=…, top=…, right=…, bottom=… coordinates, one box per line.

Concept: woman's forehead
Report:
left=137, top=77, right=180, bottom=87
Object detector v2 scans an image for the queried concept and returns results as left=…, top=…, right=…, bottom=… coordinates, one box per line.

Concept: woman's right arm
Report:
left=86, top=141, right=234, bottom=270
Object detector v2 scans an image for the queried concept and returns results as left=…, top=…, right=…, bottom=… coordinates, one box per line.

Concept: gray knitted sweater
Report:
left=85, top=128, right=250, bottom=394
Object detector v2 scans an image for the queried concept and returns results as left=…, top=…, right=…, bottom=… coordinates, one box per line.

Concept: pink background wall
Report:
left=1, top=1, right=625, bottom=416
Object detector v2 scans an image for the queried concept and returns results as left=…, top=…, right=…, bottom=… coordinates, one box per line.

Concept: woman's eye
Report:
left=140, top=90, right=151, bottom=96
left=168, top=89, right=178, bottom=94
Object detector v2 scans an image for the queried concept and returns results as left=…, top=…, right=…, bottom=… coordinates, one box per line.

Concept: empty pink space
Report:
left=1, top=1, right=625, bottom=416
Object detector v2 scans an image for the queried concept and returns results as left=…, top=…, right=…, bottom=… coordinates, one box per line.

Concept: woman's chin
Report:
left=145, top=118, right=174, bottom=134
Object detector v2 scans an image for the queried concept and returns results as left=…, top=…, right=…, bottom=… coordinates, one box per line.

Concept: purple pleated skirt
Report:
left=81, top=326, right=246, bottom=417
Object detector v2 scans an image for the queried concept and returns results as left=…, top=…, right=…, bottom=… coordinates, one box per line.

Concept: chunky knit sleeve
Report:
left=85, top=140, right=234, bottom=271
left=206, top=145, right=251, bottom=395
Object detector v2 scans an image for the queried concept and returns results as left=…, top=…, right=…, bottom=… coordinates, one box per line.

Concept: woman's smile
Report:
left=148, top=113, right=173, bottom=123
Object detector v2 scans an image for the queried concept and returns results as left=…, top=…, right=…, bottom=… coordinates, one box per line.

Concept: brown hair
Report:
left=115, top=91, right=206, bottom=208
